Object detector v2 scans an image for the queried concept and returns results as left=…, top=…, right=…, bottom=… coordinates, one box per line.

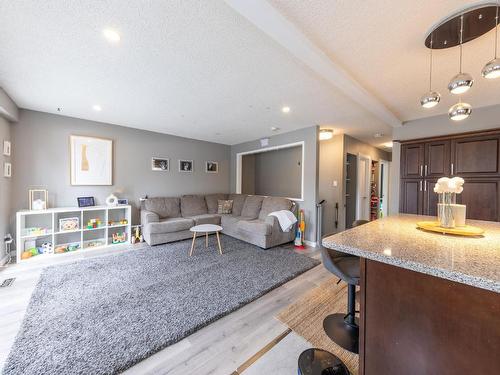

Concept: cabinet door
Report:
left=423, top=179, right=438, bottom=216
left=400, top=180, right=423, bottom=214
left=457, top=179, right=500, bottom=221
left=425, top=141, right=450, bottom=178
left=451, top=135, right=500, bottom=178
left=401, top=143, right=424, bottom=179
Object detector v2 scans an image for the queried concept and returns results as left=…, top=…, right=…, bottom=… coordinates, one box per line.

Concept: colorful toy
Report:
left=42, top=242, right=53, bottom=254
left=131, top=226, right=142, bottom=244
left=55, top=246, right=66, bottom=254
left=21, top=251, right=32, bottom=259
left=112, top=232, right=127, bottom=244
left=294, top=209, right=306, bottom=250
left=67, top=243, right=80, bottom=252
left=86, top=218, right=102, bottom=229
left=85, top=240, right=105, bottom=248
left=59, top=217, right=79, bottom=232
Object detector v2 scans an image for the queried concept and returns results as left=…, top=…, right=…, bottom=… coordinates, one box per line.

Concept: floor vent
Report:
left=0, top=278, right=15, bottom=287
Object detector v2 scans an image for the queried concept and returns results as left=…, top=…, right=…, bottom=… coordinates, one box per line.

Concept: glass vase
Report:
left=438, top=192, right=455, bottom=228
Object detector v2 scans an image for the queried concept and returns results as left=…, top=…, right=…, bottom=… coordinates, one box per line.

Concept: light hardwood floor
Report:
left=0, top=242, right=331, bottom=375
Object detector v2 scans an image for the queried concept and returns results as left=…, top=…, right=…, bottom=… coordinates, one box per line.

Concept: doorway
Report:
left=356, top=154, right=371, bottom=221
left=345, top=153, right=357, bottom=229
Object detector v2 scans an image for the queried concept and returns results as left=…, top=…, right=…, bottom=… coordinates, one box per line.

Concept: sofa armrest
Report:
left=141, top=210, right=159, bottom=226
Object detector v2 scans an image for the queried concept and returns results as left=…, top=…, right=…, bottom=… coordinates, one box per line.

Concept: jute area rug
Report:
left=276, top=277, right=359, bottom=374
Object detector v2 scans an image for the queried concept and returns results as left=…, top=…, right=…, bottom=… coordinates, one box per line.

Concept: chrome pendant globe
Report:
left=448, top=72, right=474, bottom=94
left=420, top=91, right=441, bottom=108
left=449, top=102, right=472, bottom=121
left=482, top=57, right=500, bottom=79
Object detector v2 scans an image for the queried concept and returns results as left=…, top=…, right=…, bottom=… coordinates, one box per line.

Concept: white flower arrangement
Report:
left=433, top=176, right=464, bottom=194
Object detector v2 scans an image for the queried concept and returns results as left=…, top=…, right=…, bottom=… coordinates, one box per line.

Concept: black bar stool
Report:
left=321, top=220, right=367, bottom=354
left=298, top=348, right=350, bottom=375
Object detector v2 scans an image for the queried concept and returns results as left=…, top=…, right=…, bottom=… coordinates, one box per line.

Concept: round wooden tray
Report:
left=416, top=221, right=484, bottom=236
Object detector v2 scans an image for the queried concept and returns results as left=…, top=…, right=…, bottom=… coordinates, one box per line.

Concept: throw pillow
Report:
left=218, top=200, right=233, bottom=214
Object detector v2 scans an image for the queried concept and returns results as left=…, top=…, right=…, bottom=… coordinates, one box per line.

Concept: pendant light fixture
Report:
left=420, top=33, right=441, bottom=108
left=482, top=2, right=500, bottom=79
left=448, top=14, right=474, bottom=94
left=449, top=101, right=472, bottom=121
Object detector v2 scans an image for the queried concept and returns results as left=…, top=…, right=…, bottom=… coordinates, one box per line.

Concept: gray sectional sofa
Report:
left=141, top=194, right=296, bottom=249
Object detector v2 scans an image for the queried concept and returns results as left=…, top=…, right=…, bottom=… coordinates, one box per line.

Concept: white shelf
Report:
left=16, top=205, right=132, bottom=263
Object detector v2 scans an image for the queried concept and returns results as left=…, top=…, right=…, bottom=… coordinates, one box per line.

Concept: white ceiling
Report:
left=0, top=1, right=498, bottom=147
left=269, top=0, right=500, bottom=122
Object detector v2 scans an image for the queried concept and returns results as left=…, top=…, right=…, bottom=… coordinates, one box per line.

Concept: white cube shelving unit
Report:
left=16, top=205, right=132, bottom=263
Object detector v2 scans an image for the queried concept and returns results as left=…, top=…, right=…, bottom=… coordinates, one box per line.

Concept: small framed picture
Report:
left=77, top=196, right=95, bottom=207
left=59, top=217, right=79, bottom=232
left=151, top=157, right=169, bottom=171
left=3, top=162, right=11, bottom=178
left=117, top=198, right=128, bottom=205
left=3, top=140, right=11, bottom=156
left=205, top=161, right=218, bottom=173
left=179, top=160, right=193, bottom=173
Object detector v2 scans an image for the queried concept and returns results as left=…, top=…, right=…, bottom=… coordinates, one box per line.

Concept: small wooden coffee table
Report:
left=189, top=224, right=223, bottom=256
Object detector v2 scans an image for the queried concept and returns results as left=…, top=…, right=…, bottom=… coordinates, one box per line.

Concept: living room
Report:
left=1, top=1, right=500, bottom=375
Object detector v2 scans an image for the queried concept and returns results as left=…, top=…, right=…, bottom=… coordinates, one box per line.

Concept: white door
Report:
left=356, top=154, right=371, bottom=221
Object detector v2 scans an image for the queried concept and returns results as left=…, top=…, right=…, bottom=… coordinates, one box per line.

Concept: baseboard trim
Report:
left=304, top=240, right=318, bottom=247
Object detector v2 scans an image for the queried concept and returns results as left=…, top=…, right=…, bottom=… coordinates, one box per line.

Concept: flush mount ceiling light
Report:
left=420, top=33, right=441, bottom=108
left=102, top=28, right=121, bottom=43
left=449, top=101, right=472, bottom=121
left=373, top=133, right=384, bottom=138
left=448, top=15, right=474, bottom=95
left=482, top=2, right=500, bottom=79
left=319, top=129, right=334, bottom=140
left=281, top=106, right=290, bottom=113
left=270, top=126, right=281, bottom=132
left=92, top=105, right=102, bottom=111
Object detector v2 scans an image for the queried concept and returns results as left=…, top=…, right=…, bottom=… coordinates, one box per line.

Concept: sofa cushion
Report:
left=181, top=196, right=208, bottom=217
left=258, top=197, right=293, bottom=220
left=205, top=193, right=228, bottom=214
left=144, top=197, right=180, bottom=219
left=237, top=219, right=272, bottom=235
left=241, top=196, right=265, bottom=219
left=187, top=214, right=221, bottom=225
left=148, top=217, right=194, bottom=234
left=217, top=200, right=233, bottom=214
left=228, top=194, right=248, bottom=216
left=220, top=214, right=254, bottom=227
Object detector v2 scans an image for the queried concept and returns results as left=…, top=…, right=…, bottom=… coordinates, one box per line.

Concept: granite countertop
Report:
left=322, top=214, right=500, bottom=293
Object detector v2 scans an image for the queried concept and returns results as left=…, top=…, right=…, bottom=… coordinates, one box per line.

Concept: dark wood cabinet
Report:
left=425, top=140, right=450, bottom=177
left=457, top=179, right=500, bottom=221
left=400, top=130, right=500, bottom=221
left=451, top=134, right=500, bottom=178
left=399, top=180, right=422, bottom=215
left=401, top=143, right=424, bottom=178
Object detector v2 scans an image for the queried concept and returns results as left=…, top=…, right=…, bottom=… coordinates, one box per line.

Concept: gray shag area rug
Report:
left=3, top=235, right=319, bottom=375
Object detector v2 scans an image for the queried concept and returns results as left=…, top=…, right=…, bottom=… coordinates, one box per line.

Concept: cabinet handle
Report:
left=424, top=165, right=428, bottom=176
left=420, top=165, right=423, bottom=177
left=424, top=181, right=427, bottom=191
left=419, top=181, right=423, bottom=191
left=451, top=163, right=454, bottom=175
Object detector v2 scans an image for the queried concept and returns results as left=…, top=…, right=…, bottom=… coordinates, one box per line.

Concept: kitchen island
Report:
left=322, top=214, right=500, bottom=375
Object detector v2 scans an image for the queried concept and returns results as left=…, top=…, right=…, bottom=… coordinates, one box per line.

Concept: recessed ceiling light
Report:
left=281, top=106, right=290, bottom=113
left=102, top=28, right=121, bottom=43
left=374, top=133, right=384, bottom=138
left=92, top=105, right=102, bottom=111
left=270, top=126, right=280, bottom=132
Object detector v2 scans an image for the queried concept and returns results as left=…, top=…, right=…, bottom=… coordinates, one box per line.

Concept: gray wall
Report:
left=318, top=134, right=344, bottom=236
left=231, top=126, right=319, bottom=244
left=0, top=116, right=12, bottom=262
left=242, top=146, right=302, bottom=199
left=344, top=134, right=391, bottom=162
left=395, top=104, right=500, bottom=141
left=10, top=110, right=230, bottom=228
